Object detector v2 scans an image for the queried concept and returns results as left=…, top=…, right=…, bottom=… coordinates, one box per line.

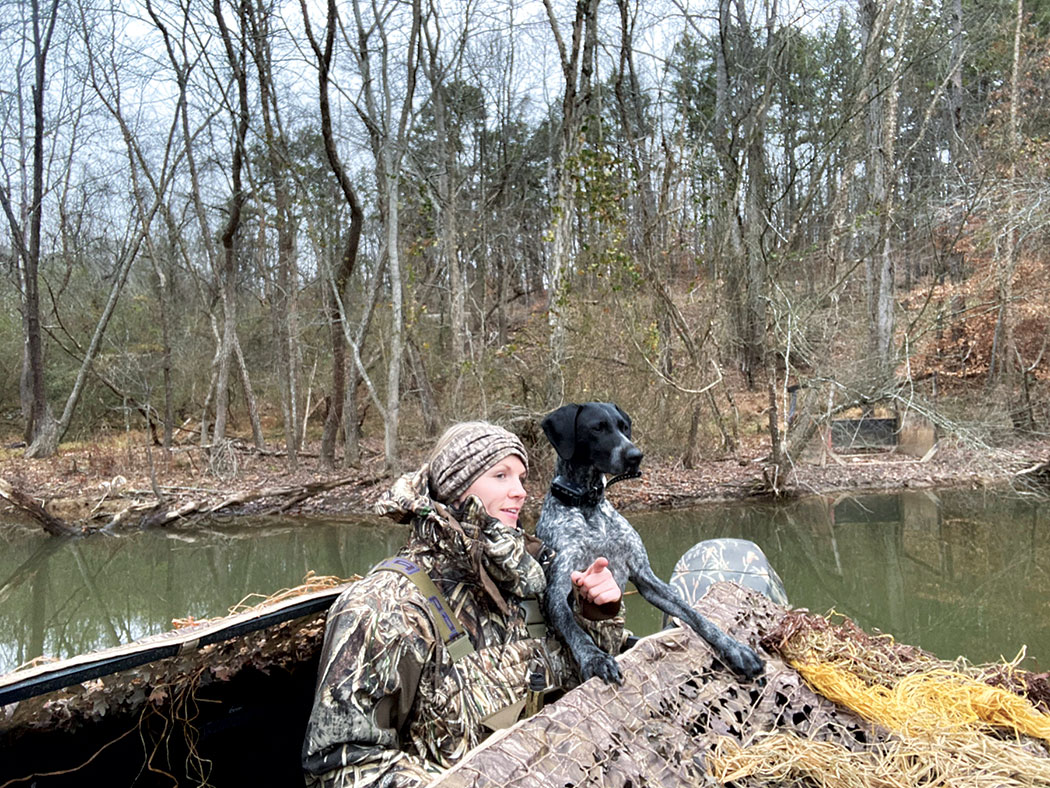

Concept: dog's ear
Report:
left=541, top=404, right=580, bottom=461
left=612, top=403, right=632, bottom=438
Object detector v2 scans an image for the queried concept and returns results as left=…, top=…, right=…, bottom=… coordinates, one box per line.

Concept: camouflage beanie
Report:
left=427, top=422, right=528, bottom=505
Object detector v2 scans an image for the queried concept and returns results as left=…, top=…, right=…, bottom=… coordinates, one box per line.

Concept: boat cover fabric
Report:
left=428, top=582, right=879, bottom=788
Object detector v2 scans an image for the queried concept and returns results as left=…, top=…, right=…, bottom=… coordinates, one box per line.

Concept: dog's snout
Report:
left=625, top=445, right=643, bottom=469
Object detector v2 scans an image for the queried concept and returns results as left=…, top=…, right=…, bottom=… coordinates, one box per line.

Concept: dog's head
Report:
left=541, top=402, right=643, bottom=476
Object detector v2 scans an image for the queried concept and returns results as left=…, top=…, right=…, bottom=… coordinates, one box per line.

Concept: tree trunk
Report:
left=38, top=237, right=143, bottom=457
left=343, top=0, right=420, bottom=472
left=270, top=171, right=301, bottom=465
left=990, top=0, right=1023, bottom=392
left=234, top=335, right=265, bottom=448
left=421, top=34, right=466, bottom=367
left=158, top=265, right=175, bottom=451
left=861, top=0, right=903, bottom=375
left=0, top=477, right=76, bottom=537
left=212, top=286, right=236, bottom=445
left=301, top=0, right=366, bottom=469
left=13, top=0, right=61, bottom=457
left=343, top=369, right=362, bottom=468
left=210, top=0, right=256, bottom=452
left=320, top=268, right=348, bottom=468
left=713, top=0, right=753, bottom=386
left=542, top=0, right=600, bottom=408
left=383, top=167, right=404, bottom=471
left=249, top=0, right=300, bottom=467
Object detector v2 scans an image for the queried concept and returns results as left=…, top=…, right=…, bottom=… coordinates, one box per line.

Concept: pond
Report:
left=1, top=487, right=1047, bottom=676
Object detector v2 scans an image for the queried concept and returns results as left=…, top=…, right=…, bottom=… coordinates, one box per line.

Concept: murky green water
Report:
left=1, top=488, right=1047, bottom=676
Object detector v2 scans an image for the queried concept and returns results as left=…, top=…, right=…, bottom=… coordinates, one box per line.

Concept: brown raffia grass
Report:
left=172, top=571, right=355, bottom=628
left=710, top=609, right=1050, bottom=787
left=709, top=728, right=1050, bottom=787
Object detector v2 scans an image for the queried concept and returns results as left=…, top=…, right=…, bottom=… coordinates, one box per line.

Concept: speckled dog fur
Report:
left=536, top=402, right=765, bottom=684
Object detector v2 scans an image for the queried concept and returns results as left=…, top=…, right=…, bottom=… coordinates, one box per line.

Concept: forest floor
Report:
left=2, top=429, right=1049, bottom=533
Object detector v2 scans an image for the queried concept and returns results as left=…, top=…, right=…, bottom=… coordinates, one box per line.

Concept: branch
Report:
left=133, top=474, right=381, bottom=528
left=0, top=477, right=78, bottom=537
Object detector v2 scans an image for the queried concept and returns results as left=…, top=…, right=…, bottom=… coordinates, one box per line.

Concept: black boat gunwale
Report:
left=0, top=585, right=348, bottom=707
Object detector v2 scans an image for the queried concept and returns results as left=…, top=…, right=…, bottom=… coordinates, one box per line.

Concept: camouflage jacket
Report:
left=302, top=468, right=627, bottom=788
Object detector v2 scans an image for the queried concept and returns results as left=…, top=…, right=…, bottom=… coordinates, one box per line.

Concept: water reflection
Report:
left=628, top=488, right=1049, bottom=669
left=0, top=516, right=407, bottom=675
left=1, top=489, right=1047, bottom=675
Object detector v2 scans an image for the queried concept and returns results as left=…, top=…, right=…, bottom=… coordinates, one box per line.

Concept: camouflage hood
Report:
left=375, top=466, right=547, bottom=613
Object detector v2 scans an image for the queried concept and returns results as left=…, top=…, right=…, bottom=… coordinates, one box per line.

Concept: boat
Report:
left=428, top=581, right=1050, bottom=787
left=0, top=580, right=349, bottom=787
left=3, top=545, right=1048, bottom=788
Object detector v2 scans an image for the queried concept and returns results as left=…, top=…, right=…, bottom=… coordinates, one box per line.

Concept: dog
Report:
left=535, top=402, right=765, bottom=684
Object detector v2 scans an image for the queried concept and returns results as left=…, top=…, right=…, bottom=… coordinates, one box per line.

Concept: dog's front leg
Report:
left=544, top=562, right=623, bottom=685
left=631, top=566, right=764, bottom=678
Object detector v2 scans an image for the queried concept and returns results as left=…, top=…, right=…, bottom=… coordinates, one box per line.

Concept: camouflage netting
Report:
left=1, top=573, right=353, bottom=733
left=427, top=583, right=1050, bottom=788
left=428, top=583, right=878, bottom=788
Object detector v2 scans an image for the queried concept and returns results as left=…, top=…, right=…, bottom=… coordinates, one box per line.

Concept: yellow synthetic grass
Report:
left=707, top=656, right=1050, bottom=787
left=795, top=657, right=1050, bottom=744
left=708, top=610, right=1050, bottom=786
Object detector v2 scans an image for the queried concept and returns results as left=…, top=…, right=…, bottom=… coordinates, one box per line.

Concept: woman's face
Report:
left=460, top=454, right=527, bottom=528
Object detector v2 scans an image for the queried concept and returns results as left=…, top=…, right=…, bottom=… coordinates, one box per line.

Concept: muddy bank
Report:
left=2, top=435, right=1048, bottom=533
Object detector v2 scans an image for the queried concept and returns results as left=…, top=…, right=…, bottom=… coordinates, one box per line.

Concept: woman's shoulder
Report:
left=326, top=564, right=439, bottom=638
left=331, top=566, right=420, bottom=609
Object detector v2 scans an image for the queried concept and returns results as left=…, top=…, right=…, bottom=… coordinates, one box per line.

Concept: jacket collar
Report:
left=374, top=466, right=546, bottom=611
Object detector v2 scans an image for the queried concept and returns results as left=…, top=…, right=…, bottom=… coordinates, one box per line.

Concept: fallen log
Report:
left=0, top=477, right=78, bottom=537
left=2, top=472, right=382, bottom=535
left=132, top=473, right=385, bottom=528
left=208, top=474, right=373, bottom=513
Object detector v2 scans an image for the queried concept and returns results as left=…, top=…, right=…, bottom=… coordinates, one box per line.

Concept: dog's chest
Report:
left=538, top=499, right=625, bottom=556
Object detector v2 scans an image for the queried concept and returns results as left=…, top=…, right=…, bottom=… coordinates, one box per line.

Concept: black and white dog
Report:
left=536, top=402, right=765, bottom=684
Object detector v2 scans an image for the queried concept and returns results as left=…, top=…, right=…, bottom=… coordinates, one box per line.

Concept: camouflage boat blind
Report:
left=427, top=583, right=879, bottom=788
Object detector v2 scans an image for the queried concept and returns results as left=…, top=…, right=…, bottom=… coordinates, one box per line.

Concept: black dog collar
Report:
left=549, top=470, right=641, bottom=508
left=550, top=476, right=604, bottom=508
left=607, top=469, right=642, bottom=486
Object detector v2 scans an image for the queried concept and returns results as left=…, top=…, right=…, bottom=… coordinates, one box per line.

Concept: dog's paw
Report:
left=722, top=641, right=765, bottom=678
left=580, top=650, right=623, bottom=685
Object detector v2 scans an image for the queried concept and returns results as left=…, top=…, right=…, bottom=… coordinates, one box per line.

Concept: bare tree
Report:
left=299, top=0, right=366, bottom=469
left=859, top=0, right=904, bottom=375
left=542, top=0, right=601, bottom=406
left=710, top=0, right=781, bottom=388
left=0, top=0, right=61, bottom=456
left=144, top=0, right=264, bottom=455
left=1, top=0, right=153, bottom=458
left=988, top=0, right=1024, bottom=393
left=81, top=0, right=186, bottom=452
left=419, top=0, right=471, bottom=372
left=210, top=0, right=264, bottom=452
left=345, top=0, right=422, bottom=471
left=247, top=0, right=302, bottom=468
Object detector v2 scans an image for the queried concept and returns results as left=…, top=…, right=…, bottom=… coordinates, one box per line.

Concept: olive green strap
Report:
left=520, top=596, right=547, bottom=639
left=372, top=557, right=476, bottom=662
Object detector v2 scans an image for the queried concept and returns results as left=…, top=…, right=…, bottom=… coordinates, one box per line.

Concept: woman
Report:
left=302, top=422, right=626, bottom=788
